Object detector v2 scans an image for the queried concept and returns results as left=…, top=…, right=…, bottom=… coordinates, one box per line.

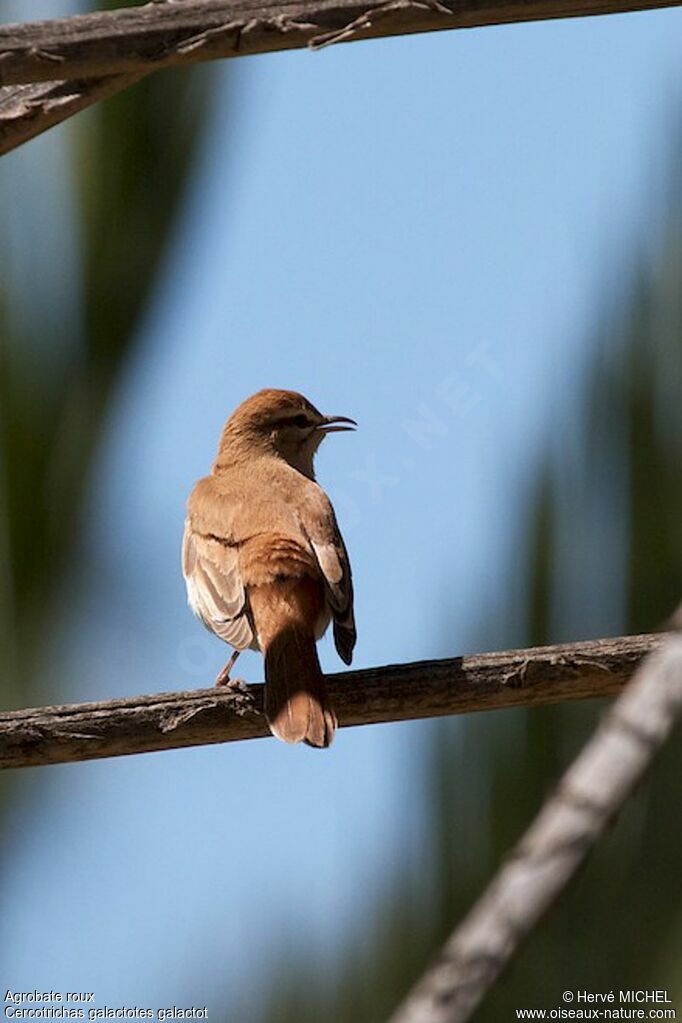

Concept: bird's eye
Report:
left=292, top=414, right=310, bottom=428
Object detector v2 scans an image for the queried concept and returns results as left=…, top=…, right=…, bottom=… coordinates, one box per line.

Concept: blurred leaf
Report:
left=0, top=59, right=215, bottom=709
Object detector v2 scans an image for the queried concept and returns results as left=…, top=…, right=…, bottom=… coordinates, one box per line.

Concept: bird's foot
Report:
left=215, top=670, right=249, bottom=694
left=215, top=650, right=242, bottom=689
left=219, top=676, right=250, bottom=695
left=215, top=664, right=230, bottom=687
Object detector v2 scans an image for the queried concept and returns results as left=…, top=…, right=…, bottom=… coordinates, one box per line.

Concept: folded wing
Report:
left=307, top=525, right=356, bottom=666
left=182, top=522, right=254, bottom=651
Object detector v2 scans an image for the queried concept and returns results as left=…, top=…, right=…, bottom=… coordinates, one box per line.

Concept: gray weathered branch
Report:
left=389, top=633, right=682, bottom=1023
left=2, top=0, right=681, bottom=155
left=2, top=0, right=682, bottom=88
left=0, top=72, right=145, bottom=158
left=0, top=632, right=660, bottom=770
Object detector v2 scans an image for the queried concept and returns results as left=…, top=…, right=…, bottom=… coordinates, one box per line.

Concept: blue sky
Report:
left=2, top=4, right=682, bottom=1014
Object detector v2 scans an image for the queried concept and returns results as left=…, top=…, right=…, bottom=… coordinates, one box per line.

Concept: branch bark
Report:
left=1, top=0, right=681, bottom=89
left=2, top=0, right=680, bottom=155
left=0, top=73, right=145, bottom=158
left=389, top=633, right=682, bottom=1023
left=0, top=632, right=660, bottom=770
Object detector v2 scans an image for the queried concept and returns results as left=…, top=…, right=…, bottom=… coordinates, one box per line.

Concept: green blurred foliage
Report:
left=0, top=59, right=213, bottom=707
left=257, top=151, right=682, bottom=1023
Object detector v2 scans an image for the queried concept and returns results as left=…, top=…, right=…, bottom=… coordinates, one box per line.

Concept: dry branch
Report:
left=0, top=73, right=145, bottom=158
left=1, top=0, right=682, bottom=89
left=2, top=0, right=680, bottom=155
left=0, top=632, right=660, bottom=770
left=389, top=633, right=682, bottom=1023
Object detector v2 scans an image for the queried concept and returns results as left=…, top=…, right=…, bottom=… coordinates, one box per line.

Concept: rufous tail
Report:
left=250, top=578, right=337, bottom=748
left=263, top=625, right=336, bottom=747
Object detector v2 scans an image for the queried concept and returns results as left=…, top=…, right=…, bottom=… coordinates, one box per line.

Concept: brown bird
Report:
left=182, top=389, right=356, bottom=748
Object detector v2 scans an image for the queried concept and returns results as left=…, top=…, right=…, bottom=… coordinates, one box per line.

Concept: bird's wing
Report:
left=303, top=493, right=356, bottom=666
left=182, top=519, right=254, bottom=651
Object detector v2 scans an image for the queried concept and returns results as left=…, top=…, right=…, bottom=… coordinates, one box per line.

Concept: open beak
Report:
left=318, top=414, right=357, bottom=434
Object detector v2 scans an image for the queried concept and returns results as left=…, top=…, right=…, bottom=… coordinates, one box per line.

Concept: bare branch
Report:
left=1, top=0, right=681, bottom=89
left=0, top=632, right=660, bottom=770
left=389, top=633, right=682, bottom=1023
left=2, top=0, right=680, bottom=154
left=0, top=73, right=145, bottom=158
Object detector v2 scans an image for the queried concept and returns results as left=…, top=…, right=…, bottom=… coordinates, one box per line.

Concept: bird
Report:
left=182, top=389, right=356, bottom=748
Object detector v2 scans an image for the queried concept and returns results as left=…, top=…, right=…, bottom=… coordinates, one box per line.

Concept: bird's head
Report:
left=214, top=389, right=356, bottom=478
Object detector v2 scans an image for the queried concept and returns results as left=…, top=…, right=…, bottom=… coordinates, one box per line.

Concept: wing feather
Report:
left=307, top=532, right=356, bottom=665
left=182, top=522, right=254, bottom=651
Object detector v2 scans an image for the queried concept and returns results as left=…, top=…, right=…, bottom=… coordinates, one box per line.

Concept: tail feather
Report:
left=263, top=624, right=337, bottom=748
left=249, top=576, right=337, bottom=748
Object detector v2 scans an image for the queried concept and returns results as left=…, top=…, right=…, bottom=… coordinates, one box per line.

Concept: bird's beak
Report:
left=318, top=415, right=357, bottom=434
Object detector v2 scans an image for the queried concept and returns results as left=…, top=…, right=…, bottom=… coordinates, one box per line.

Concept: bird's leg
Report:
left=215, top=649, right=244, bottom=689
